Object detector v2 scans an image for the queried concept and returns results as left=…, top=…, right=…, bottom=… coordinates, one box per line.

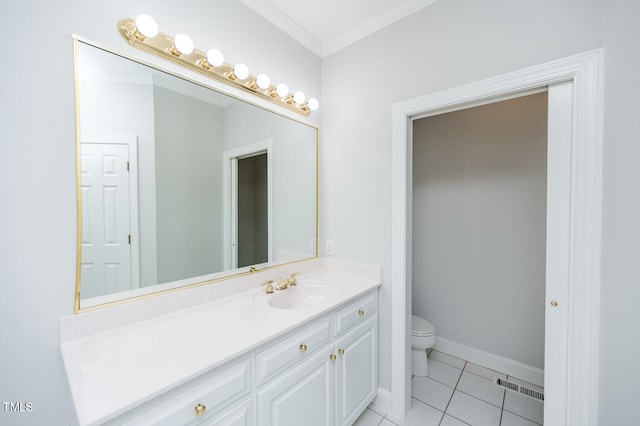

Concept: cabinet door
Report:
left=257, top=346, right=335, bottom=426
left=335, top=316, right=378, bottom=426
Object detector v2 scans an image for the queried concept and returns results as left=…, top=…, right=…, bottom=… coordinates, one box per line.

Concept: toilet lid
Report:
left=412, top=315, right=435, bottom=337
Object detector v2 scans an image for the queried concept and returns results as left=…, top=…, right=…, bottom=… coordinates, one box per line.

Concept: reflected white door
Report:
left=80, top=143, right=132, bottom=298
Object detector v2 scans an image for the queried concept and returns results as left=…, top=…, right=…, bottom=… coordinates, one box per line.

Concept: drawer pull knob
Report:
left=299, top=344, right=308, bottom=352
left=338, top=349, right=345, bottom=356
left=330, top=354, right=336, bottom=361
left=358, top=309, right=365, bottom=316
left=195, top=403, right=206, bottom=417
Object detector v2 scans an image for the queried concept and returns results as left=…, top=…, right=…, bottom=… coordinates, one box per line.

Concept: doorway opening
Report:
left=409, top=91, right=547, bottom=423
left=390, top=50, right=603, bottom=425
left=237, top=153, right=268, bottom=267
left=223, top=139, right=274, bottom=270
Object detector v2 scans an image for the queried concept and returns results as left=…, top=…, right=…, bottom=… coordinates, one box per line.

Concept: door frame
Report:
left=223, top=139, right=274, bottom=269
left=81, top=135, right=141, bottom=289
left=390, top=49, right=603, bottom=425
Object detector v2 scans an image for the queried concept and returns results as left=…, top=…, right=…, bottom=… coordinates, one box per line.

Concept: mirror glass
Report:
left=75, top=39, right=317, bottom=310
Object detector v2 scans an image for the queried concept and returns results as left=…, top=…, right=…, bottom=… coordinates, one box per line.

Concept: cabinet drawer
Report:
left=256, top=315, right=332, bottom=386
left=333, top=291, right=378, bottom=337
left=195, top=398, right=252, bottom=426
left=112, top=358, right=251, bottom=425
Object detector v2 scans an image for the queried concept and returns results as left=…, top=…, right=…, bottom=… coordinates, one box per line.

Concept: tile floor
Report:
left=354, top=350, right=543, bottom=426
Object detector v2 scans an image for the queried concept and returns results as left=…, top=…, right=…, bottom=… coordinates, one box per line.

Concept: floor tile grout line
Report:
left=410, top=395, right=446, bottom=415
left=454, top=387, right=507, bottom=411
left=498, top=385, right=507, bottom=425
left=502, top=407, right=544, bottom=425
left=438, top=360, right=466, bottom=425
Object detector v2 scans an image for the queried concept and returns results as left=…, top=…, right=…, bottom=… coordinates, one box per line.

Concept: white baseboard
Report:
left=435, top=337, right=544, bottom=387
left=370, top=387, right=392, bottom=416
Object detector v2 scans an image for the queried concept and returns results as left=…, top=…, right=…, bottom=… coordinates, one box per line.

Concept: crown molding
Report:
left=240, top=0, right=323, bottom=56
left=241, top=0, right=440, bottom=57
left=321, top=0, right=440, bottom=57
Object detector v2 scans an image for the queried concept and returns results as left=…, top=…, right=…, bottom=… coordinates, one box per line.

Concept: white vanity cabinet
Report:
left=256, top=345, right=336, bottom=426
left=61, top=268, right=381, bottom=426
left=334, top=317, right=378, bottom=426
left=104, top=357, right=253, bottom=426
left=256, top=290, right=378, bottom=426
left=332, top=292, right=379, bottom=426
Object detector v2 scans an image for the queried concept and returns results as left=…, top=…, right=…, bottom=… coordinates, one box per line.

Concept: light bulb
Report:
left=174, top=34, right=194, bottom=55
left=293, top=91, right=306, bottom=105
left=135, top=14, right=158, bottom=38
left=206, top=49, right=224, bottom=67
left=307, top=98, right=319, bottom=111
left=233, top=63, right=249, bottom=80
left=275, top=83, right=289, bottom=98
left=256, top=74, right=271, bottom=89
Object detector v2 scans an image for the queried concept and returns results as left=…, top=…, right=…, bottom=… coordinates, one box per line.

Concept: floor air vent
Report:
left=494, top=377, right=544, bottom=402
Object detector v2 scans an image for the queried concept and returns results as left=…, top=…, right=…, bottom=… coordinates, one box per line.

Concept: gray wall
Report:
left=321, top=0, right=604, bottom=392
left=412, top=93, right=547, bottom=369
left=154, top=86, right=225, bottom=283
left=0, top=1, right=319, bottom=424
left=600, top=0, right=640, bottom=423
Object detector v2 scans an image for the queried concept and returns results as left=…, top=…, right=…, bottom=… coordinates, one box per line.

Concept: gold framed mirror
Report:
left=73, top=37, right=318, bottom=312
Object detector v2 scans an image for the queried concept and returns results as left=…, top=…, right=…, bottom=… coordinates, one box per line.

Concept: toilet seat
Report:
left=412, top=315, right=435, bottom=337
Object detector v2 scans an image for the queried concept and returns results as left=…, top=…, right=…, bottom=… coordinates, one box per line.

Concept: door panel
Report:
left=81, top=143, right=132, bottom=297
left=544, top=81, right=574, bottom=424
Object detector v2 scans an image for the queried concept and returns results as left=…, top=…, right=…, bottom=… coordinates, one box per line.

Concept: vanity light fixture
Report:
left=171, top=34, right=194, bottom=56
left=232, top=63, right=250, bottom=80
left=118, top=15, right=318, bottom=116
left=293, top=91, right=306, bottom=105
left=275, top=83, right=289, bottom=98
left=256, top=74, right=271, bottom=90
left=134, top=14, right=158, bottom=40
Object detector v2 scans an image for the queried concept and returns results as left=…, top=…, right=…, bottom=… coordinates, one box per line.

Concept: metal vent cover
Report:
left=494, top=377, right=544, bottom=402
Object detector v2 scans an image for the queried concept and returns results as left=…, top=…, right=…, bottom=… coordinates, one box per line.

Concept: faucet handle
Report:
left=260, top=280, right=274, bottom=293
left=289, top=272, right=300, bottom=286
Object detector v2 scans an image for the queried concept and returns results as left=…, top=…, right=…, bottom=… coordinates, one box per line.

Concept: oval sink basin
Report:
left=255, top=283, right=334, bottom=309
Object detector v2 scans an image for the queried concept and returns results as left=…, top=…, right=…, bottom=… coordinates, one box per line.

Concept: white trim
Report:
left=238, top=0, right=322, bottom=55
left=240, top=0, right=441, bottom=57
left=81, top=135, right=140, bottom=290
left=223, top=139, right=274, bottom=269
left=391, top=49, right=603, bottom=425
left=434, top=337, right=544, bottom=387
left=321, top=0, right=440, bottom=57
left=370, top=387, right=392, bottom=416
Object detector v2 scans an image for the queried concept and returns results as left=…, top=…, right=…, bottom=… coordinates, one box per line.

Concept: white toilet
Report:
left=411, top=314, right=436, bottom=376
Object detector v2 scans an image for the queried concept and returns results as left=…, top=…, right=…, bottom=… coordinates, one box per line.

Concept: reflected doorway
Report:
left=237, top=153, right=268, bottom=267
left=223, top=139, right=274, bottom=270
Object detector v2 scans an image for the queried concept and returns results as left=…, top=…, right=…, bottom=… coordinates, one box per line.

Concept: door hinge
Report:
left=126, top=161, right=130, bottom=171
left=128, top=234, right=131, bottom=244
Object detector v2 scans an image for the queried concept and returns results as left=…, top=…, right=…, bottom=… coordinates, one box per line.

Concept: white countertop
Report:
left=60, top=261, right=381, bottom=425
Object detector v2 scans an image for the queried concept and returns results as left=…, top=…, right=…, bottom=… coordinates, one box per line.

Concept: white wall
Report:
left=599, top=0, right=640, bottom=423
left=320, top=0, right=603, bottom=392
left=0, top=1, right=319, bottom=424
left=412, top=93, right=547, bottom=369
left=154, top=86, right=225, bottom=283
